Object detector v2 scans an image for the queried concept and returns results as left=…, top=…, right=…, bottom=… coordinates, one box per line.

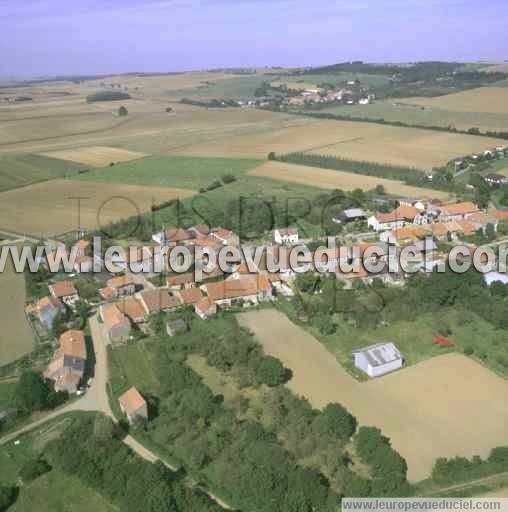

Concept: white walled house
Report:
left=353, top=342, right=403, bottom=378
left=273, top=228, right=299, bottom=245
left=368, top=214, right=404, bottom=233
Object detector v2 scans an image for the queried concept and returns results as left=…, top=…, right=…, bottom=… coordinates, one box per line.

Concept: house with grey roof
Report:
left=353, top=342, right=402, bottom=378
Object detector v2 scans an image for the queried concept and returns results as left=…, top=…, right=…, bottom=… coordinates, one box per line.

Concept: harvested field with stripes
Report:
left=238, top=309, right=508, bottom=482
left=41, top=146, right=148, bottom=167
left=248, top=161, right=451, bottom=199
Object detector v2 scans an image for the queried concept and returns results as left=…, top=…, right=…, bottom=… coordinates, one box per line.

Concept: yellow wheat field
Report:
left=41, top=146, right=148, bottom=167
left=403, top=87, right=508, bottom=115
left=249, top=161, right=450, bottom=199
left=170, top=118, right=503, bottom=170
left=238, top=309, right=508, bottom=482
left=0, top=179, right=195, bottom=237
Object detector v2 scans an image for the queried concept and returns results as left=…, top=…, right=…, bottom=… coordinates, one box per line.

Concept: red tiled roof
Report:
left=440, top=202, right=480, bottom=216
left=176, top=287, right=203, bottom=305
left=119, top=386, right=146, bottom=415
left=116, top=297, right=145, bottom=321
left=107, top=275, right=136, bottom=289
left=139, top=288, right=180, bottom=313
left=101, top=303, right=130, bottom=330
left=203, top=275, right=271, bottom=301
left=50, top=281, right=78, bottom=298
left=167, top=272, right=195, bottom=287
left=59, top=330, right=86, bottom=359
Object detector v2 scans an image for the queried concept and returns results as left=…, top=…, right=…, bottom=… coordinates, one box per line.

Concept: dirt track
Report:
left=238, top=309, right=508, bottom=482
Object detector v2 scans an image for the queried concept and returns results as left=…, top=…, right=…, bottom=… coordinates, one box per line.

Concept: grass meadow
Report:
left=0, top=153, right=86, bottom=192
left=77, top=155, right=262, bottom=189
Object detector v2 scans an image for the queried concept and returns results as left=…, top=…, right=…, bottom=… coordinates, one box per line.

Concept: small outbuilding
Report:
left=353, top=342, right=402, bottom=378
left=118, top=386, right=148, bottom=424
left=166, top=319, right=187, bottom=337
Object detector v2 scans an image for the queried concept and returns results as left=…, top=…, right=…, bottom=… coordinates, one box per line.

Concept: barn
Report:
left=353, top=342, right=403, bottom=378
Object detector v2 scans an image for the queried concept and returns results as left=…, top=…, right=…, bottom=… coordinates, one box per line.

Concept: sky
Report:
left=1, top=0, right=507, bottom=78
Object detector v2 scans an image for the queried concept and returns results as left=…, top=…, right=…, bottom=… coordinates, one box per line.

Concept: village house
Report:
left=115, top=297, right=146, bottom=324
left=485, top=174, right=507, bottom=187
left=36, top=296, right=66, bottom=329
left=74, top=255, right=94, bottom=273
left=176, top=287, right=204, bottom=306
left=398, top=198, right=426, bottom=210
left=353, top=342, right=403, bottom=378
left=367, top=205, right=420, bottom=232
left=333, top=208, right=367, bottom=224
left=44, top=330, right=87, bottom=394
left=118, top=386, right=148, bottom=424
left=73, top=239, right=91, bottom=257
left=167, top=272, right=195, bottom=291
left=200, top=274, right=273, bottom=308
left=100, top=303, right=131, bottom=344
left=195, top=297, right=217, bottom=319
left=439, top=202, right=481, bottom=222
left=380, top=225, right=431, bottom=246
left=273, top=228, right=299, bottom=245
left=137, top=288, right=180, bottom=315
left=189, top=223, right=211, bottom=239
left=211, top=227, right=239, bottom=247
left=49, top=281, right=79, bottom=308
left=152, top=227, right=195, bottom=247
left=105, top=275, right=137, bottom=298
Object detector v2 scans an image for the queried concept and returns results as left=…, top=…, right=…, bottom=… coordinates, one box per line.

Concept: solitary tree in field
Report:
left=118, top=105, right=128, bottom=116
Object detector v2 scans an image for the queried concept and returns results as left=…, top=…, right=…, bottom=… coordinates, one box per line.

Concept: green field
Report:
left=0, top=243, right=35, bottom=366
left=0, top=415, right=116, bottom=512
left=10, top=470, right=117, bottom=512
left=316, top=101, right=508, bottom=132
left=76, top=155, right=262, bottom=189
left=108, top=342, right=160, bottom=399
left=0, top=153, right=87, bottom=192
left=276, top=72, right=392, bottom=88
left=0, top=380, right=16, bottom=409
left=167, top=74, right=269, bottom=99
left=280, top=300, right=508, bottom=378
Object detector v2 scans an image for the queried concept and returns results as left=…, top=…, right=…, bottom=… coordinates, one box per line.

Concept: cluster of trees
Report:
left=353, top=427, right=412, bottom=496
left=143, top=340, right=339, bottom=510
left=293, top=263, right=508, bottom=358
left=13, top=370, right=68, bottom=414
left=180, top=98, right=239, bottom=108
left=134, top=315, right=411, bottom=505
left=86, top=91, right=131, bottom=103
left=44, top=415, right=223, bottom=512
left=0, top=485, right=17, bottom=511
left=198, top=173, right=237, bottom=194
left=274, top=152, right=461, bottom=193
left=432, top=447, right=508, bottom=485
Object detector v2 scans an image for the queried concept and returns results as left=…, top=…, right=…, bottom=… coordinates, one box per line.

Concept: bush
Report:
left=0, top=485, right=17, bottom=511
left=86, top=91, right=131, bottom=103
left=19, top=456, right=51, bottom=483
left=118, top=105, right=128, bottom=116
left=221, top=173, right=236, bottom=184
left=268, top=152, right=276, bottom=160
left=463, top=346, right=474, bottom=356
left=256, top=356, right=288, bottom=387
left=313, top=403, right=357, bottom=440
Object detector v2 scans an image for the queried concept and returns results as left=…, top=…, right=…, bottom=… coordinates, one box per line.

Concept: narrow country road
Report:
left=0, top=314, right=232, bottom=509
